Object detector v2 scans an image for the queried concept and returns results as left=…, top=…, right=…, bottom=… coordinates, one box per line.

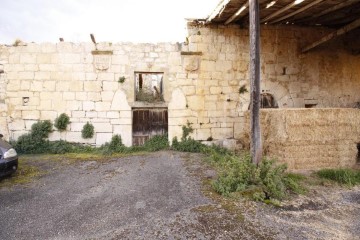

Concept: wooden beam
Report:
left=261, top=1, right=300, bottom=23
left=309, top=0, right=360, bottom=19
left=249, top=0, right=262, bottom=165
left=225, top=2, right=249, bottom=25
left=207, top=0, right=231, bottom=22
left=302, top=17, right=360, bottom=53
left=270, top=0, right=325, bottom=24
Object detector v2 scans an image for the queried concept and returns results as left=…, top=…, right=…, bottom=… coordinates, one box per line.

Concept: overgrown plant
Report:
left=172, top=121, right=204, bottom=153
left=14, top=120, right=53, bottom=154
left=81, top=122, right=94, bottom=139
left=317, top=168, right=360, bottom=186
left=54, top=113, right=70, bottom=132
left=207, top=151, right=304, bottom=201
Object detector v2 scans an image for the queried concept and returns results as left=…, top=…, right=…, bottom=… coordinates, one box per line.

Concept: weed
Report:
left=143, top=135, right=169, bottom=152
left=118, top=76, right=126, bottom=83
left=31, top=120, right=53, bottom=138
left=239, top=85, right=248, bottom=94
left=82, top=122, right=94, bottom=139
left=316, top=168, right=360, bottom=186
left=54, top=113, right=70, bottom=131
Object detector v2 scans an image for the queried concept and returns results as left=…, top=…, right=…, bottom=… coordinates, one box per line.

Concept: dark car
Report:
left=0, top=134, right=18, bottom=177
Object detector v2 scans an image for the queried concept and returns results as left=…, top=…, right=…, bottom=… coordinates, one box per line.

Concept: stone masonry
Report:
left=0, top=23, right=359, bottom=151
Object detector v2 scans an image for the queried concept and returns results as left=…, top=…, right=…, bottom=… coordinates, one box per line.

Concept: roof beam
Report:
left=225, top=2, right=249, bottom=25
left=207, top=0, right=231, bottom=22
left=310, top=0, right=360, bottom=19
left=302, top=17, right=360, bottom=53
left=261, top=0, right=303, bottom=23
left=270, top=0, right=325, bottom=24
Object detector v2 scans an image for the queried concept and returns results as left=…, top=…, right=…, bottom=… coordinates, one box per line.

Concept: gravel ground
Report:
left=0, top=151, right=359, bottom=239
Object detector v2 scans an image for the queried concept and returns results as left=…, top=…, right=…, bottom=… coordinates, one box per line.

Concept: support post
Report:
left=249, top=0, right=262, bottom=165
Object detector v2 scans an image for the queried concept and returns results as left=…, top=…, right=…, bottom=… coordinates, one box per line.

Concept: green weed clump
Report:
left=171, top=121, right=204, bottom=153
left=14, top=120, right=53, bottom=154
left=100, top=135, right=127, bottom=155
left=206, top=150, right=304, bottom=201
left=54, top=113, right=70, bottom=131
left=143, top=135, right=169, bottom=152
left=82, top=122, right=94, bottom=139
left=317, top=168, right=360, bottom=186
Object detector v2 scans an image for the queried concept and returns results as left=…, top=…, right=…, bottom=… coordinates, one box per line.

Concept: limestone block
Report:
left=222, top=139, right=237, bottom=151
left=215, top=61, right=232, bottom=72
left=24, top=120, right=38, bottom=130
left=187, top=96, right=205, bottom=110
left=98, top=72, right=114, bottom=81
left=84, top=81, right=102, bottom=92
left=85, top=73, right=97, bottom=81
left=41, top=111, right=57, bottom=120
left=110, top=118, right=132, bottom=125
left=87, top=92, right=101, bottom=101
left=41, top=43, right=57, bottom=53
left=234, top=121, right=245, bottom=139
left=43, top=81, right=56, bottom=91
left=76, top=92, right=87, bottom=101
left=8, top=119, right=25, bottom=131
left=107, top=111, right=120, bottom=119
left=210, top=86, right=222, bottom=95
left=196, top=128, right=211, bottom=141
left=11, top=131, right=29, bottom=141
left=113, top=125, right=132, bottom=146
left=63, top=92, right=75, bottom=100
left=169, top=52, right=181, bottom=65
left=101, top=91, right=115, bottom=102
left=21, top=80, right=31, bottom=90
left=20, top=53, right=37, bottom=64
left=70, top=122, right=84, bottom=132
left=112, top=55, right=129, bottom=65
left=56, top=81, right=70, bottom=91
left=93, top=122, right=112, bottom=133
left=168, top=125, right=183, bottom=142
left=183, top=57, right=199, bottom=71
left=111, top=90, right=131, bottom=111
left=7, top=80, right=21, bottom=91
left=168, top=88, right=186, bottom=110
left=103, top=81, right=119, bottom=91
left=37, top=54, right=52, bottom=64
left=182, top=86, right=196, bottom=95
left=86, top=111, right=97, bottom=118
left=66, top=131, right=95, bottom=144
left=211, top=127, right=233, bottom=140
left=29, top=81, right=43, bottom=91
left=119, top=111, right=131, bottom=118
left=22, top=110, right=40, bottom=120
left=18, top=71, right=35, bottom=80
left=72, top=111, right=85, bottom=118
left=24, top=64, right=39, bottom=71
left=200, top=60, right=215, bottom=71
left=61, top=53, right=81, bottom=64
left=83, top=101, right=95, bottom=111
left=95, top=102, right=111, bottom=111
left=66, top=101, right=82, bottom=111
left=97, top=112, right=107, bottom=118
left=96, top=133, right=113, bottom=146
left=39, top=100, right=52, bottom=110
left=168, top=110, right=190, bottom=118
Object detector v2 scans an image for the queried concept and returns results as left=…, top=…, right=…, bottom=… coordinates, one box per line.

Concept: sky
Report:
left=0, top=0, right=220, bottom=44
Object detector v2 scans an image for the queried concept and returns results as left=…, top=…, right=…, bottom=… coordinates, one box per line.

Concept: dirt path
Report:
left=0, top=151, right=359, bottom=239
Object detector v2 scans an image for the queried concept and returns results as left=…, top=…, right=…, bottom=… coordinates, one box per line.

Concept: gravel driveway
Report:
left=1, top=151, right=359, bottom=240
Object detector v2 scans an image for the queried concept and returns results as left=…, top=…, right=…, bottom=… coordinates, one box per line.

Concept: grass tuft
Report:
left=316, top=168, right=360, bottom=186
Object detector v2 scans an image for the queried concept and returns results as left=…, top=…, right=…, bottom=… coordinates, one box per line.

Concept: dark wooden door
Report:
left=132, top=108, right=168, bottom=146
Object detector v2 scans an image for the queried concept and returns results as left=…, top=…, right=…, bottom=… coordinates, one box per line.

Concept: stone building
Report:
left=0, top=0, right=359, bottom=169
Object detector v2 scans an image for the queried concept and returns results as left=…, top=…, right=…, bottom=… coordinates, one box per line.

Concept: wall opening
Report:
left=261, top=93, right=278, bottom=108
left=357, top=143, right=360, bottom=163
left=135, top=72, right=164, bottom=102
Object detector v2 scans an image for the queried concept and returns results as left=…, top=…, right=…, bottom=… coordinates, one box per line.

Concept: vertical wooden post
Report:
left=249, top=0, right=262, bottom=165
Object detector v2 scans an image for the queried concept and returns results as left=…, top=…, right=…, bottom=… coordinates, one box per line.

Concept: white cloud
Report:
left=0, top=0, right=219, bottom=44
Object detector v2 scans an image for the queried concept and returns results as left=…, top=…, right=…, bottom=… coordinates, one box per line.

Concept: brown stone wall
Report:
left=245, top=109, right=360, bottom=170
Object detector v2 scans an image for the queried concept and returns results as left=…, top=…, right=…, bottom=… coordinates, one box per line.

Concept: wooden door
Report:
left=132, top=108, right=168, bottom=146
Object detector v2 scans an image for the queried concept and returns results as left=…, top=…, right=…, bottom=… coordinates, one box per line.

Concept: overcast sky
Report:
left=0, top=0, right=220, bottom=44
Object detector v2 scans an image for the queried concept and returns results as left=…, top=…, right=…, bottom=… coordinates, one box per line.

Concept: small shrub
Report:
left=317, top=169, right=360, bottom=186
left=82, top=122, right=94, bottom=139
left=48, top=140, right=73, bottom=154
left=101, top=135, right=127, bottom=155
left=239, top=85, right=248, bottom=94
left=118, top=76, right=126, bottom=83
left=54, top=113, right=70, bottom=131
left=14, top=134, right=49, bottom=154
left=171, top=137, right=204, bottom=153
left=210, top=153, right=304, bottom=201
left=31, top=120, right=53, bottom=138
left=143, top=135, right=169, bottom=152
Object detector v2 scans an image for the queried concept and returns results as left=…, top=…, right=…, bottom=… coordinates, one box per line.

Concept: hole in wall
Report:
left=305, top=104, right=317, bottom=108
left=357, top=143, right=360, bottom=163
left=261, top=93, right=278, bottom=108
left=22, top=97, right=29, bottom=106
left=282, top=67, right=287, bottom=75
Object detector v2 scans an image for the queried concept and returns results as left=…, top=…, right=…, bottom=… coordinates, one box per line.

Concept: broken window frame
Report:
left=134, top=72, right=164, bottom=103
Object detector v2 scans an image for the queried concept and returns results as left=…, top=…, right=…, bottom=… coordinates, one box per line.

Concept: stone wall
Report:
left=0, top=23, right=359, bottom=147
left=245, top=109, right=360, bottom=170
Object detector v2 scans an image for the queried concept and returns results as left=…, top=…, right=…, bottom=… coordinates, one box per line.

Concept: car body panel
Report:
left=0, top=138, right=18, bottom=177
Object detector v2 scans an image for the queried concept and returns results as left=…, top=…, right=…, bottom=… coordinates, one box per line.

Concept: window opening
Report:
left=261, top=93, right=278, bottom=108
left=135, top=72, right=164, bottom=102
